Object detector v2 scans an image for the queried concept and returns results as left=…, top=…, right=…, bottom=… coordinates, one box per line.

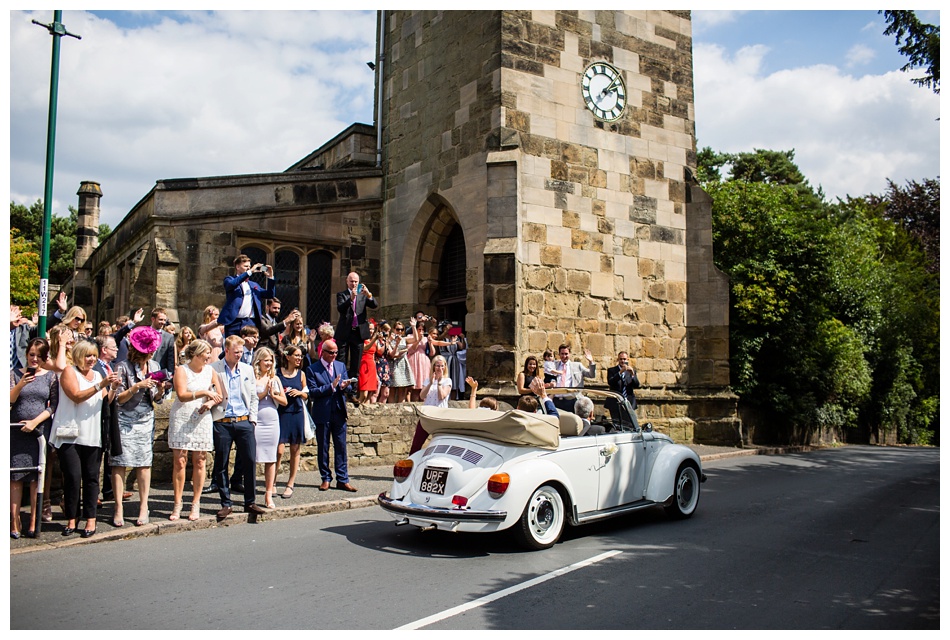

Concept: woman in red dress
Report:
left=357, top=320, right=380, bottom=404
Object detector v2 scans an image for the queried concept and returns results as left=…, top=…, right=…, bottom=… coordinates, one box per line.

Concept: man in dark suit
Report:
left=606, top=350, right=640, bottom=408
left=335, top=272, right=378, bottom=382
left=306, top=339, right=357, bottom=492
left=260, top=297, right=299, bottom=353
left=144, top=308, right=178, bottom=378
left=218, top=254, right=276, bottom=338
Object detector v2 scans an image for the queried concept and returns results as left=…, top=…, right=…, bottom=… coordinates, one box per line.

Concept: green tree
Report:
left=9, top=200, right=112, bottom=285
left=10, top=230, right=40, bottom=316
left=702, top=150, right=938, bottom=444
left=869, top=178, right=939, bottom=273
left=881, top=10, right=940, bottom=93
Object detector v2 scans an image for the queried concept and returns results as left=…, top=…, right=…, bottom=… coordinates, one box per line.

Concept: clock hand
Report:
left=599, top=76, right=621, bottom=98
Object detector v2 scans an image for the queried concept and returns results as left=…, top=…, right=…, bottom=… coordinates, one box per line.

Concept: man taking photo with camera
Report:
left=219, top=254, right=276, bottom=339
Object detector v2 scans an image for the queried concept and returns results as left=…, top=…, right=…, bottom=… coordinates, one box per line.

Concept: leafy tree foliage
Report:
left=867, top=178, right=939, bottom=273
left=701, top=150, right=938, bottom=444
left=881, top=10, right=940, bottom=93
left=9, top=199, right=112, bottom=286
left=10, top=231, right=40, bottom=316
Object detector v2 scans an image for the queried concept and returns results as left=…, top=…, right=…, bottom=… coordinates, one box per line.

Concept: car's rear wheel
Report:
left=514, top=484, right=565, bottom=550
left=664, top=462, right=700, bottom=519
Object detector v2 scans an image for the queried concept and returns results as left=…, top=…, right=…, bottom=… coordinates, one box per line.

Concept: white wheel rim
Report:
left=528, top=487, right=563, bottom=544
left=676, top=467, right=699, bottom=513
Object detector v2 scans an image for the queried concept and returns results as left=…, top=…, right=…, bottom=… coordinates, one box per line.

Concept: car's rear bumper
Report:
left=377, top=492, right=507, bottom=522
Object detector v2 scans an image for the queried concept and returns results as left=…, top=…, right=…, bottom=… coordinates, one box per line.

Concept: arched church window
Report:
left=307, top=250, right=333, bottom=326
left=437, top=225, right=467, bottom=323
left=274, top=249, right=300, bottom=314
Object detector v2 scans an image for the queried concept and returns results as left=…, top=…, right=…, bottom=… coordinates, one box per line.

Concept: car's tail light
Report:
left=487, top=473, right=510, bottom=498
left=451, top=495, right=468, bottom=508
left=393, top=459, right=413, bottom=481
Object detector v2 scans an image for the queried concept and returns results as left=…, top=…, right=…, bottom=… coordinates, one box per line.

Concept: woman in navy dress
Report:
left=276, top=344, right=308, bottom=500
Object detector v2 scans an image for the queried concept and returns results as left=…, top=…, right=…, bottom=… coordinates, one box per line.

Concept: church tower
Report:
left=380, top=10, right=737, bottom=442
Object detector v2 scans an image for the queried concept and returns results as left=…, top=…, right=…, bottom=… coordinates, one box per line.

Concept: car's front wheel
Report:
left=664, top=462, right=700, bottom=519
left=514, top=484, right=565, bottom=550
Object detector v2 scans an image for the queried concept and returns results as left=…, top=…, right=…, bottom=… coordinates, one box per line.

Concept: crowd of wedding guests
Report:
left=11, top=254, right=640, bottom=540
left=9, top=258, right=471, bottom=538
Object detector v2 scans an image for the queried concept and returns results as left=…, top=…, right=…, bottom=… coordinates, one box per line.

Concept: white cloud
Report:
left=844, top=43, right=875, bottom=68
left=690, top=10, right=747, bottom=34
left=9, top=10, right=378, bottom=227
left=693, top=41, right=940, bottom=200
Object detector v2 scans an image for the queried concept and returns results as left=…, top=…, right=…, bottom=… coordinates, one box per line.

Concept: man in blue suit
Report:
left=306, top=339, right=357, bottom=492
left=218, top=254, right=276, bottom=338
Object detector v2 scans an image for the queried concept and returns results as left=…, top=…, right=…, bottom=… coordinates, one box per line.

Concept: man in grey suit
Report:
left=210, top=335, right=267, bottom=521
left=552, top=343, right=597, bottom=413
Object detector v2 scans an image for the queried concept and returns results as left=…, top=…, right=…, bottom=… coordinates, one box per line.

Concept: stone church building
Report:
left=70, top=10, right=740, bottom=443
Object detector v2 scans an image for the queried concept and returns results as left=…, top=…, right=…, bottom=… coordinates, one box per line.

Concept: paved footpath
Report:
left=10, top=444, right=812, bottom=554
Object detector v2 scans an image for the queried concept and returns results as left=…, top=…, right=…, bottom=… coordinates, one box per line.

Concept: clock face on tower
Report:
left=580, top=61, right=627, bottom=122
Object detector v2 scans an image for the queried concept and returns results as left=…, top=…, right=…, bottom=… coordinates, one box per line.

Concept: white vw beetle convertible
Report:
left=378, top=389, right=705, bottom=549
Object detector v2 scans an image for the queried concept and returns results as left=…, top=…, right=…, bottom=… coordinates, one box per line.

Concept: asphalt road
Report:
left=9, top=446, right=939, bottom=630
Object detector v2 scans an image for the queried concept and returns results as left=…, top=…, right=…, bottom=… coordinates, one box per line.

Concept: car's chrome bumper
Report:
left=377, top=492, right=507, bottom=522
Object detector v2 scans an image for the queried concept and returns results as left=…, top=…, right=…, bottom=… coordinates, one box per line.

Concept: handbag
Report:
left=55, top=421, right=80, bottom=439
left=303, top=405, right=316, bottom=442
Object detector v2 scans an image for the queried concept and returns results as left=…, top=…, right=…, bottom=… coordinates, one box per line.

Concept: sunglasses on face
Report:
left=324, top=350, right=338, bottom=355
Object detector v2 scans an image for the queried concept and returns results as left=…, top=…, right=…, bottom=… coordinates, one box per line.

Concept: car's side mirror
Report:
left=642, top=422, right=653, bottom=433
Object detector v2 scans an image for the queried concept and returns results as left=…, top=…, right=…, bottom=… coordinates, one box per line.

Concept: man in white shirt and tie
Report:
left=552, top=343, right=596, bottom=413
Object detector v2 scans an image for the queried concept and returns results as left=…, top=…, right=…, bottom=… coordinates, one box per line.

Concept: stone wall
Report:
left=83, top=168, right=382, bottom=330
left=504, top=10, right=703, bottom=389
left=381, top=10, right=505, bottom=379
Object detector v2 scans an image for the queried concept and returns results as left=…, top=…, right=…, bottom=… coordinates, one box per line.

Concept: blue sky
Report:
left=5, top=9, right=941, bottom=229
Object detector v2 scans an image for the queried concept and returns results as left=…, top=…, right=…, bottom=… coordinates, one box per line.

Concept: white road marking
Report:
left=395, top=550, right=623, bottom=630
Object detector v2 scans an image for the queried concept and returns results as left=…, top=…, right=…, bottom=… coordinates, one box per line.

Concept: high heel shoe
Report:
left=10, top=531, right=20, bottom=540
left=42, top=501, right=52, bottom=523
left=80, top=528, right=96, bottom=538
left=169, top=502, right=183, bottom=522
left=188, top=503, right=201, bottom=521
left=135, top=512, right=149, bottom=526
left=61, top=527, right=74, bottom=536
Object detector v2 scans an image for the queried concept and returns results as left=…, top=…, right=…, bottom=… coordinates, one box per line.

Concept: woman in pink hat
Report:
left=111, top=326, right=166, bottom=528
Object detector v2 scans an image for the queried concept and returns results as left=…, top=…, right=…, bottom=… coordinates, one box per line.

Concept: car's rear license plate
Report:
left=420, top=467, right=448, bottom=495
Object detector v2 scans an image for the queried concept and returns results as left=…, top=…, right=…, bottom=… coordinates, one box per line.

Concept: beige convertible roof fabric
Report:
left=416, top=407, right=561, bottom=450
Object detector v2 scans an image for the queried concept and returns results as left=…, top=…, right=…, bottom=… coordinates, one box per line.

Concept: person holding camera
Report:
left=219, top=254, right=276, bottom=339
left=335, top=272, right=378, bottom=380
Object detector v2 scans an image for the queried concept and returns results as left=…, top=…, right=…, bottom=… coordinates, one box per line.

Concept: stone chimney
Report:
left=71, top=181, right=102, bottom=308
left=75, top=181, right=102, bottom=266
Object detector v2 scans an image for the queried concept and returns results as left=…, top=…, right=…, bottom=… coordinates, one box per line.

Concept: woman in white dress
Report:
left=252, top=347, right=286, bottom=509
left=167, top=340, right=222, bottom=521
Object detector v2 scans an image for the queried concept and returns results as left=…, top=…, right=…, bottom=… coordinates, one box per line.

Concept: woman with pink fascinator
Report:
left=111, top=326, right=166, bottom=528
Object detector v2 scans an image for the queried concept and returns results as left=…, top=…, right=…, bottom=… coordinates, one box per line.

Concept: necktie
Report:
left=351, top=293, right=358, bottom=328
left=560, top=363, right=569, bottom=388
